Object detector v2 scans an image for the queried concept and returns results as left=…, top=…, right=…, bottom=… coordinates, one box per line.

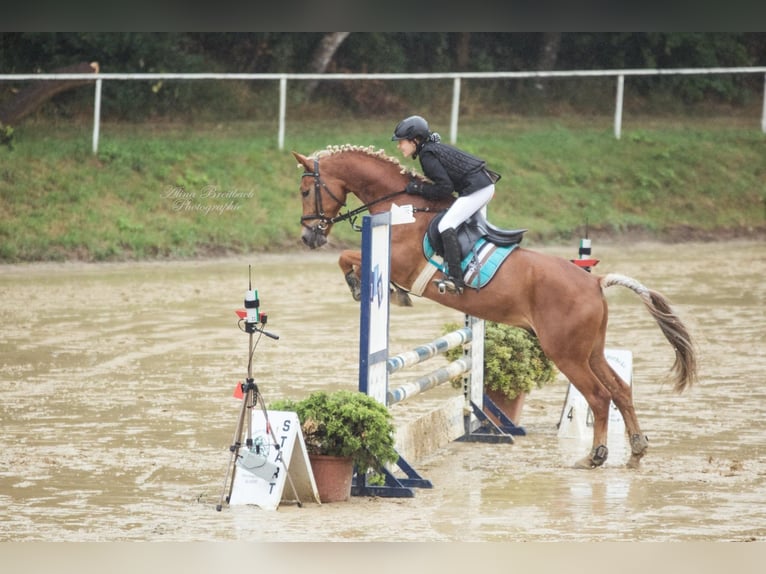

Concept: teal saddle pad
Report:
left=422, top=235, right=519, bottom=290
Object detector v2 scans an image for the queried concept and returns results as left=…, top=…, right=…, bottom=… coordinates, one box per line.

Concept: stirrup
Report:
left=433, top=277, right=463, bottom=295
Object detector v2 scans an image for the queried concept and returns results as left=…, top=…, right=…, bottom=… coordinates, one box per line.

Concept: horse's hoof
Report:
left=626, top=455, right=642, bottom=470
left=574, top=445, right=608, bottom=469
left=625, top=434, right=649, bottom=469
left=573, top=456, right=597, bottom=470
left=345, top=272, right=362, bottom=302
left=630, top=433, right=649, bottom=455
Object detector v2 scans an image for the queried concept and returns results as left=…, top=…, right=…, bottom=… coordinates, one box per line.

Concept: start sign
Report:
left=228, top=409, right=320, bottom=509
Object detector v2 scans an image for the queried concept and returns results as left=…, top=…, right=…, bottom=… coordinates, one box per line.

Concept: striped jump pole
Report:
left=387, top=356, right=472, bottom=405
left=387, top=326, right=472, bottom=373
left=386, top=327, right=473, bottom=405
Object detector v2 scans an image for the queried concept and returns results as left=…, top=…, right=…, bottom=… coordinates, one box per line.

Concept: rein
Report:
left=300, top=159, right=409, bottom=232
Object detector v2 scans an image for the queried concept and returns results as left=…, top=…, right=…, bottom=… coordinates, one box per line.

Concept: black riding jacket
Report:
left=408, top=139, right=496, bottom=200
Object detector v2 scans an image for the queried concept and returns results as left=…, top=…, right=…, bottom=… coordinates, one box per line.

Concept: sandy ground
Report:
left=1, top=242, right=765, bottom=554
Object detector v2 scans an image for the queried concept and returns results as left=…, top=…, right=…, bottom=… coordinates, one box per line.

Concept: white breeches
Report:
left=437, top=184, right=495, bottom=232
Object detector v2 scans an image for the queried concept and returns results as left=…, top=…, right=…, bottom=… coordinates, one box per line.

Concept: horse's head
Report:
left=292, top=151, right=350, bottom=249
left=293, top=146, right=417, bottom=249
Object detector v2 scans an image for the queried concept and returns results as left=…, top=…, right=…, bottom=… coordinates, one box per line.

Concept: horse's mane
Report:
left=309, top=144, right=427, bottom=181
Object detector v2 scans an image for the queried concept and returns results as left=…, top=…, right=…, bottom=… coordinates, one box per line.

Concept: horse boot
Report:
left=434, top=227, right=465, bottom=295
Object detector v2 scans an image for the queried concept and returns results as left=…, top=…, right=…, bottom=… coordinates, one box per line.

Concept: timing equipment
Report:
left=216, top=266, right=301, bottom=511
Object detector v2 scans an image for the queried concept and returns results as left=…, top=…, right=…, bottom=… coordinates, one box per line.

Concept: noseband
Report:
left=300, top=158, right=407, bottom=233
left=300, top=159, right=348, bottom=231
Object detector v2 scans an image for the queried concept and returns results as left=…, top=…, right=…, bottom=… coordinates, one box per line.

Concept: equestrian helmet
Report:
left=391, top=115, right=430, bottom=142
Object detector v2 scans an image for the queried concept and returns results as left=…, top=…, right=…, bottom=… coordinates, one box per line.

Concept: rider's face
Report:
left=396, top=138, right=417, bottom=159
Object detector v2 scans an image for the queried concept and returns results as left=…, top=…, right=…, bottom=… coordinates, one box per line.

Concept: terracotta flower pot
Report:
left=308, top=454, right=354, bottom=503
left=484, top=388, right=526, bottom=426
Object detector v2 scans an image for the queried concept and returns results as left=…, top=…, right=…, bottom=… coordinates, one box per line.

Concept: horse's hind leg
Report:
left=553, top=359, right=613, bottom=469
left=536, top=307, right=612, bottom=468
left=589, top=354, right=649, bottom=469
left=587, top=298, right=649, bottom=468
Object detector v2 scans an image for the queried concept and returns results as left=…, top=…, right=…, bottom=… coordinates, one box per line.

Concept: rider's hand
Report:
left=405, top=181, right=422, bottom=195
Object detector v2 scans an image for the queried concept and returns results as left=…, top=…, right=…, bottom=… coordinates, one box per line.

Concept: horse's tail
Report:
left=600, top=273, right=697, bottom=393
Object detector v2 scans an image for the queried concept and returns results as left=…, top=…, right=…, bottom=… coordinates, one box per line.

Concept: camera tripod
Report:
left=216, top=274, right=302, bottom=511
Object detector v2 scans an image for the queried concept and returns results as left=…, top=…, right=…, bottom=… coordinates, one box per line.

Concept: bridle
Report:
left=300, top=158, right=407, bottom=232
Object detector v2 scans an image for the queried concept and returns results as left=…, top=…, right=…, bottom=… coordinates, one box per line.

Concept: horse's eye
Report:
left=301, top=189, right=309, bottom=198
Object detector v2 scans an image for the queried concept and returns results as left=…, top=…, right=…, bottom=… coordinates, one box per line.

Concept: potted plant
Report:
left=269, top=390, right=399, bottom=502
left=445, top=321, right=557, bottom=426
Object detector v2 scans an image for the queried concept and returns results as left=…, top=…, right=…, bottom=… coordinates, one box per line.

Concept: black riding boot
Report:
left=436, top=227, right=465, bottom=295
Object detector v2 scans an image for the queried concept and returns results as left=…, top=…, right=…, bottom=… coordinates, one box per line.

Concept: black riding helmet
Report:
left=391, top=115, right=430, bottom=142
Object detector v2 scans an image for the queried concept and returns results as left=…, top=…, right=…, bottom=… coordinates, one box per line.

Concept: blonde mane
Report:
left=309, top=144, right=425, bottom=180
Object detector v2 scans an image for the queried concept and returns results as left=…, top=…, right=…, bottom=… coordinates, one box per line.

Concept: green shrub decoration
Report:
left=444, top=321, right=557, bottom=399
left=269, top=390, right=399, bottom=473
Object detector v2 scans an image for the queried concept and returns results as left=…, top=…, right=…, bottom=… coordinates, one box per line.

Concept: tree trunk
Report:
left=535, top=33, right=561, bottom=92
left=0, top=62, right=99, bottom=126
left=454, top=33, right=471, bottom=70
left=304, top=32, right=351, bottom=98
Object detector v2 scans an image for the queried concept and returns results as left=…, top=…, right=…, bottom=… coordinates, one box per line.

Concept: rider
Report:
left=391, top=114, right=499, bottom=294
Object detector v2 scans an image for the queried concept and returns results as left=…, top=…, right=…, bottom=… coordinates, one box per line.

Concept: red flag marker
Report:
left=233, top=381, right=244, bottom=400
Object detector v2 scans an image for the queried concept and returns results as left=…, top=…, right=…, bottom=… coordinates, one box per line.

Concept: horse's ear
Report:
left=292, top=151, right=312, bottom=170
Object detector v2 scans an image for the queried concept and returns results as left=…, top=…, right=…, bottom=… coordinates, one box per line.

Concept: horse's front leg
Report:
left=339, top=249, right=362, bottom=301
left=338, top=249, right=413, bottom=306
left=391, top=285, right=413, bottom=307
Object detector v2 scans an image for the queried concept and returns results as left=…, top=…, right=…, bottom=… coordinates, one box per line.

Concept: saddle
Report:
left=420, top=212, right=526, bottom=291
left=426, top=211, right=526, bottom=259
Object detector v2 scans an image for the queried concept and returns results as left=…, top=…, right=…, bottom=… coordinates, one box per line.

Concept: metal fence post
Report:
left=614, top=74, right=624, bottom=140
left=92, top=78, right=102, bottom=154
left=762, top=73, right=766, bottom=134
left=450, top=77, right=461, bottom=145
left=278, top=76, right=287, bottom=151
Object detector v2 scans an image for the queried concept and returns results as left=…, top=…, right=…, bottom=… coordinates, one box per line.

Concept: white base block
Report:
left=392, top=394, right=466, bottom=463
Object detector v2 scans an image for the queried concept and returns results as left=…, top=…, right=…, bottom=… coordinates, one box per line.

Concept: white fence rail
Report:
left=2, top=67, right=765, bottom=153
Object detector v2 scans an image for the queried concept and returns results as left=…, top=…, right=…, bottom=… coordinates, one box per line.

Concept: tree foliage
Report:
left=1, top=33, right=763, bottom=120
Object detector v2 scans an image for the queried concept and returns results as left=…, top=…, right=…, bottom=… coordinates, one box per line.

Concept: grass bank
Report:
left=1, top=115, right=764, bottom=262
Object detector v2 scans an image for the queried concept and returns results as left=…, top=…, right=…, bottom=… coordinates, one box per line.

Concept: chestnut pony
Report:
left=293, top=145, right=696, bottom=470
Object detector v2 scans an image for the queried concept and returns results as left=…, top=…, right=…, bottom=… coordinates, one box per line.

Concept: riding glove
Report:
left=405, top=180, right=422, bottom=195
